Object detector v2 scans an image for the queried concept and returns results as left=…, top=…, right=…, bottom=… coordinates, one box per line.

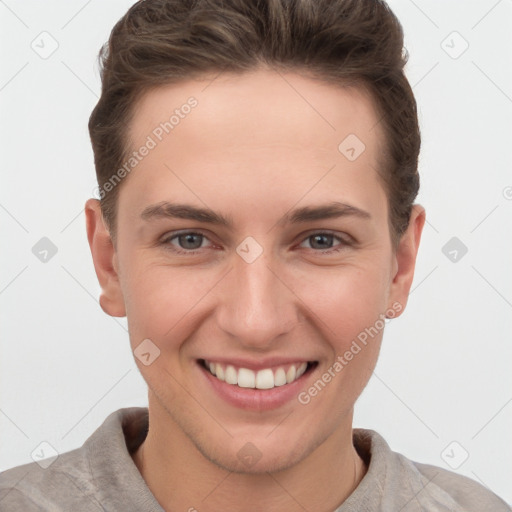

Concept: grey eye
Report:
left=165, top=232, right=207, bottom=251
left=176, top=233, right=204, bottom=250
left=305, top=234, right=337, bottom=250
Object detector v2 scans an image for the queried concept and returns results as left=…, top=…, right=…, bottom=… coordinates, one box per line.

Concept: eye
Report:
left=299, top=232, right=350, bottom=253
left=160, top=230, right=352, bottom=256
left=161, top=231, right=212, bottom=254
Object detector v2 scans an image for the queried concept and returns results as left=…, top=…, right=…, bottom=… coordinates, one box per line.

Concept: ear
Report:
left=85, top=198, right=126, bottom=317
left=387, top=204, right=426, bottom=316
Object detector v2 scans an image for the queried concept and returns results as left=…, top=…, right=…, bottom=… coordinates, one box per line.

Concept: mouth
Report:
left=199, top=359, right=317, bottom=390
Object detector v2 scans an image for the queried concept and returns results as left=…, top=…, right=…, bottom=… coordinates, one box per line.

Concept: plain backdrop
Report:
left=1, top=0, right=511, bottom=505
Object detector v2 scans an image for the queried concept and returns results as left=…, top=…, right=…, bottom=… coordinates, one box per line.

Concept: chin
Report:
left=193, top=424, right=330, bottom=475
left=200, top=442, right=306, bottom=475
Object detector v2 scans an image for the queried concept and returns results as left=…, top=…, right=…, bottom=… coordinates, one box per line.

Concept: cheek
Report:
left=294, top=268, right=387, bottom=412
left=120, top=247, right=392, bottom=358
left=121, top=262, right=216, bottom=349
left=295, top=263, right=390, bottom=346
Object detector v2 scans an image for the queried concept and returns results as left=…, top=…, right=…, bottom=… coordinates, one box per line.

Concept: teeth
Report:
left=216, top=364, right=225, bottom=382
left=274, top=367, right=287, bottom=386
left=225, top=365, right=237, bottom=385
left=286, top=365, right=296, bottom=384
left=255, top=369, right=274, bottom=389
left=296, top=362, right=307, bottom=378
left=238, top=368, right=255, bottom=388
left=204, top=360, right=309, bottom=389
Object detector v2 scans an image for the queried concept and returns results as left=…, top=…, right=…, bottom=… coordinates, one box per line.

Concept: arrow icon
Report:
left=445, top=449, right=455, bottom=458
left=338, top=134, right=365, bottom=161
left=440, top=440, right=469, bottom=469
left=441, top=237, right=468, bottom=263
left=30, top=31, right=59, bottom=60
left=440, top=31, right=469, bottom=60
left=32, top=237, right=58, bottom=263
left=134, top=339, right=161, bottom=366
left=31, top=441, right=59, bottom=468
left=237, top=441, right=262, bottom=467
left=236, top=236, right=263, bottom=263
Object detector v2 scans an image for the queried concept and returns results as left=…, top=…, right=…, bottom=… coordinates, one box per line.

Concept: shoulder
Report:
left=411, top=459, right=511, bottom=512
left=0, top=407, right=153, bottom=511
left=350, top=428, right=511, bottom=512
left=0, top=443, right=93, bottom=511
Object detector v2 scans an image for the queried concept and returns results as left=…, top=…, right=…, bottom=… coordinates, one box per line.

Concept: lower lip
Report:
left=198, top=362, right=314, bottom=411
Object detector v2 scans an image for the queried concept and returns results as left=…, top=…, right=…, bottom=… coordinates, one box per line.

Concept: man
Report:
left=1, top=0, right=510, bottom=510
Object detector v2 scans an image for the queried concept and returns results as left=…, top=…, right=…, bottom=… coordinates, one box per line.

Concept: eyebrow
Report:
left=140, top=201, right=371, bottom=227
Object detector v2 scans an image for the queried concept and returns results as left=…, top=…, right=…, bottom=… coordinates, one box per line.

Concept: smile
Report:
left=202, top=359, right=311, bottom=390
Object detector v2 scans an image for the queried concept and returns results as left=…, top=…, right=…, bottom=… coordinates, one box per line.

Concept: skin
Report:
left=85, top=68, right=425, bottom=512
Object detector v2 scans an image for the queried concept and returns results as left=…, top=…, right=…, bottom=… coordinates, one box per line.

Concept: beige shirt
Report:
left=0, top=407, right=510, bottom=511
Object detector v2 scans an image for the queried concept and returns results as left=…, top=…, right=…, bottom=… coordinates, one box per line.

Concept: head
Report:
left=86, top=0, right=425, bottom=473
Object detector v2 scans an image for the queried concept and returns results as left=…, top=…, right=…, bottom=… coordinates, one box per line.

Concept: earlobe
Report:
left=85, top=198, right=126, bottom=317
left=387, top=204, right=426, bottom=316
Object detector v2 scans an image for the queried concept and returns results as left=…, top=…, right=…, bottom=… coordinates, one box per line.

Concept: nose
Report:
left=215, top=248, right=299, bottom=350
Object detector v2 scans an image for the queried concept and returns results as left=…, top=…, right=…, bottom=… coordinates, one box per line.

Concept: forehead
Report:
left=129, top=68, right=383, bottom=155
left=121, top=69, right=387, bottom=224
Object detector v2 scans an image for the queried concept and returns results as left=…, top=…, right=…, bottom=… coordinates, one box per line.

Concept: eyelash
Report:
left=160, top=230, right=352, bottom=255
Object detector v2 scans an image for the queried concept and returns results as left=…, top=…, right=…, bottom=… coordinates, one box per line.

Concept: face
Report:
left=86, top=68, right=424, bottom=474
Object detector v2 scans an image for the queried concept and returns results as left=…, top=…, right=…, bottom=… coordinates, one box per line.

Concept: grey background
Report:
left=1, top=0, right=511, bottom=504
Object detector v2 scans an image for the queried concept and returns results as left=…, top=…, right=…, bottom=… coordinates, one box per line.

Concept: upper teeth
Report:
left=205, top=360, right=308, bottom=389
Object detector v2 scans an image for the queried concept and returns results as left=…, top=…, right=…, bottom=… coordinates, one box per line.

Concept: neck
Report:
left=132, top=397, right=367, bottom=512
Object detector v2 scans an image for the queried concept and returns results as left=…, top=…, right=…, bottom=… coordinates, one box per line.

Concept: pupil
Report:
left=177, top=234, right=334, bottom=251
left=312, top=234, right=332, bottom=249
left=181, top=234, right=201, bottom=249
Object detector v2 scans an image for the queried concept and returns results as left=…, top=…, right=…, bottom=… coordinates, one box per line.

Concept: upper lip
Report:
left=198, top=357, right=315, bottom=371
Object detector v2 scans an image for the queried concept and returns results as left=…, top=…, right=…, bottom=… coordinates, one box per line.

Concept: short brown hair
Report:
left=89, top=0, right=420, bottom=248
